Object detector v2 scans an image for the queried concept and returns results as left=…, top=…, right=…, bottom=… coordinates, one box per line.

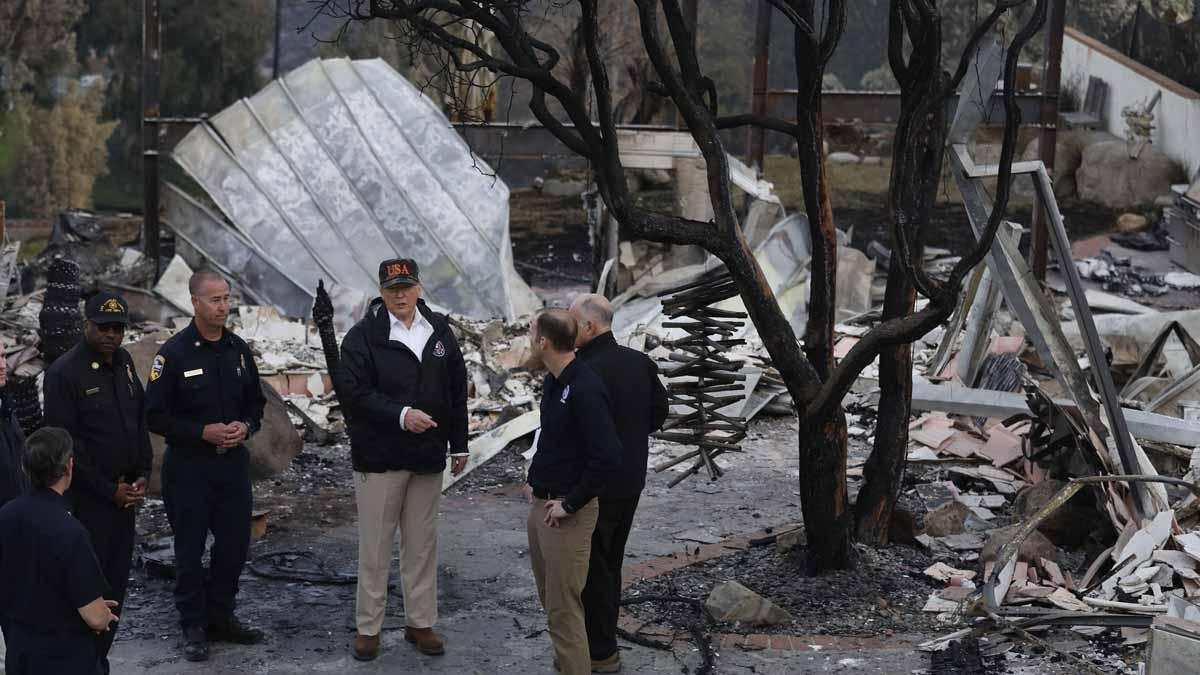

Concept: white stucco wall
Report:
left=1062, top=27, right=1200, bottom=180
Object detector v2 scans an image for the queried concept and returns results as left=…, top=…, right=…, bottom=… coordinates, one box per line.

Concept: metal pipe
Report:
left=1031, top=0, right=1066, bottom=280
left=273, top=0, right=283, bottom=81
left=748, top=0, right=772, bottom=170
left=142, top=0, right=162, bottom=284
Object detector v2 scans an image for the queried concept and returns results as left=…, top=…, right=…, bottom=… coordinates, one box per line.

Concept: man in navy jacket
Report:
left=524, top=309, right=621, bottom=675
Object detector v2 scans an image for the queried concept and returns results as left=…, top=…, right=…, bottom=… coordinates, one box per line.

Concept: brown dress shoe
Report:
left=404, top=626, right=445, bottom=656
left=352, top=633, right=380, bottom=661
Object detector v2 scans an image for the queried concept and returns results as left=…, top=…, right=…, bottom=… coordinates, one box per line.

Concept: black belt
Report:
left=531, top=489, right=565, bottom=501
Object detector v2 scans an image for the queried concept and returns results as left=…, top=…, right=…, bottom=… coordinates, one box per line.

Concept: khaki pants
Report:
left=527, top=498, right=599, bottom=675
left=355, top=470, right=442, bottom=636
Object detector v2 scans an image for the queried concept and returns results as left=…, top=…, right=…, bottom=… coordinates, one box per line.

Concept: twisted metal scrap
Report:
left=6, top=375, right=43, bottom=437
left=38, top=257, right=82, bottom=366
left=652, top=269, right=748, bottom=487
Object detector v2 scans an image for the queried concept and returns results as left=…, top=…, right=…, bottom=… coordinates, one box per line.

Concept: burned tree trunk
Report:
left=854, top=257, right=917, bottom=544
left=798, top=405, right=854, bottom=570
left=854, top=0, right=951, bottom=544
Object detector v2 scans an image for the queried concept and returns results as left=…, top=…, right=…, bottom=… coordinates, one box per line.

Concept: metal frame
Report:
left=947, top=39, right=1154, bottom=518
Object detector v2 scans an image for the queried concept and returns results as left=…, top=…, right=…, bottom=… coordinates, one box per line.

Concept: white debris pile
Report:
left=450, top=316, right=544, bottom=436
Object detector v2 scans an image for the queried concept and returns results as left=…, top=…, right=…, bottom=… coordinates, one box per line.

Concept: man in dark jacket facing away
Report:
left=339, top=258, right=469, bottom=662
left=569, top=294, right=668, bottom=672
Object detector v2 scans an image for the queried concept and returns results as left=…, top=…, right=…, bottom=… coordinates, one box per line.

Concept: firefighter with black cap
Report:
left=338, top=258, right=469, bottom=662
left=143, top=270, right=267, bottom=662
left=42, top=291, right=152, bottom=674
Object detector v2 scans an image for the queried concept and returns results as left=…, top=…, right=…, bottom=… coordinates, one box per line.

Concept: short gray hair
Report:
left=189, top=270, right=229, bottom=296
left=576, top=295, right=613, bottom=328
left=23, top=427, right=74, bottom=489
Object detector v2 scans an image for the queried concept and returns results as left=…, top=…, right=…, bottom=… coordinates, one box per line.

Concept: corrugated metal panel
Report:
left=171, top=57, right=535, bottom=320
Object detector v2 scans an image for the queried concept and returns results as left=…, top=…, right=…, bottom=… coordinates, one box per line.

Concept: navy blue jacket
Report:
left=144, top=321, right=267, bottom=452
left=0, top=400, right=28, bottom=508
left=528, top=359, right=622, bottom=513
left=0, top=489, right=108, bottom=635
left=43, top=342, right=154, bottom=503
left=577, top=332, right=668, bottom=499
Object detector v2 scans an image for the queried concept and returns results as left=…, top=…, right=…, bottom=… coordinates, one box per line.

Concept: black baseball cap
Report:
left=379, top=258, right=420, bottom=288
left=85, top=291, right=129, bottom=325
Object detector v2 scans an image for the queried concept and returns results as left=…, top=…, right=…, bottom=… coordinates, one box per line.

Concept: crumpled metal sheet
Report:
left=162, top=182, right=314, bottom=318
left=171, top=57, right=534, bottom=320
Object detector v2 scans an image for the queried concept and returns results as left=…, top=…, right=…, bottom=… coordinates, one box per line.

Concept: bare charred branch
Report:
left=713, top=114, right=800, bottom=136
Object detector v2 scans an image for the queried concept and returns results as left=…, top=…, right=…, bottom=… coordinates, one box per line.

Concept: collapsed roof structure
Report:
left=167, top=57, right=540, bottom=321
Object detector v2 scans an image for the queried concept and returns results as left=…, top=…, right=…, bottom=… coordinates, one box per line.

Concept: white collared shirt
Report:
left=388, top=309, right=434, bottom=361
left=389, top=310, right=433, bottom=433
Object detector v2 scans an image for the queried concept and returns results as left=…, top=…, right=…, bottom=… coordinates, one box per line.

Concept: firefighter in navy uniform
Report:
left=0, top=427, right=119, bottom=675
left=42, top=291, right=153, bottom=674
left=143, top=270, right=267, bottom=662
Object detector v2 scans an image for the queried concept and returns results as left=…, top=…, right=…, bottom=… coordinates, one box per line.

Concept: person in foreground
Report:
left=523, top=309, right=622, bottom=675
left=144, top=271, right=267, bottom=662
left=0, top=427, right=118, bottom=674
left=570, top=294, right=669, bottom=672
left=338, top=258, right=469, bottom=661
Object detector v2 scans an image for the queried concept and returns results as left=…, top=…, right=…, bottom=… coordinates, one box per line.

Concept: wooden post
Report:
left=143, top=0, right=162, bottom=284
left=748, top=0, right=772, bottom=170
left=1031, top=0, right=1066, bottom=280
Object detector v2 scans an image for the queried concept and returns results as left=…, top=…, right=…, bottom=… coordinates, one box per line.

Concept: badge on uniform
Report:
left=560, top=384, right=570, bottom=403
left=126, top=363, right=134, bottom=383
left=85, top=387, right=100, bottom=396
left=184, top=369, right=204, bottom=378
left=150, top=355, right=165, bottom=381
left=433, top=340, right=446, bottom=358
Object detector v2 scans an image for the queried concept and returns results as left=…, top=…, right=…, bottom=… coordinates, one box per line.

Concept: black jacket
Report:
left=528, top=359, right=622, bottom=513
left=0, top=400, right=27, bottom=508
left=43, top=342, right=154, bottom=504
left=144, top=321, right=267, bottom=452
left=577, top=332, right=669, bottom=499
left=339, top=299, right=469, bottom=474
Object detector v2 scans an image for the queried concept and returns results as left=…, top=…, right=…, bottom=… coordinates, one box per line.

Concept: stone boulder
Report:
left=828, top=151, right=861, bottom=165
left=541, top=177, right=587, bottom=198
left=1077, top=141, right=1186, bottom=208
left=125, top=333, right=304, bottom=494
left=1117, top=213, right=1149, bottom=233
left=637, top=168, right=673, bottom=188
left=1020, top=129, right=1091, bottom=199
left=980, top=524, right=1058, bottom=565
left=923, top=500, right=970, bottom=538
left=704, top=581, right=793, bottom=626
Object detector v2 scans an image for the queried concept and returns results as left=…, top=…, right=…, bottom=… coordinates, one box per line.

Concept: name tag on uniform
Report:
left=184, top=369, right=204, bottom=378
left=85, top=387, right=100, bottom=396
